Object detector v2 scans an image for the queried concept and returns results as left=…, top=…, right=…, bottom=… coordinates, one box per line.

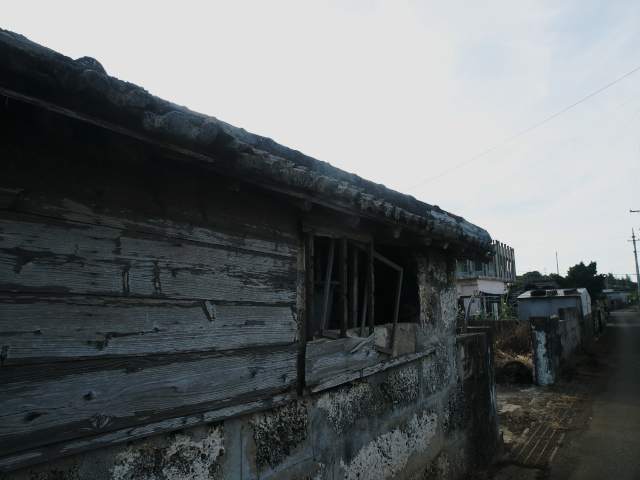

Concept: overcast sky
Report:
left=5, top=1, right=640, bottom=280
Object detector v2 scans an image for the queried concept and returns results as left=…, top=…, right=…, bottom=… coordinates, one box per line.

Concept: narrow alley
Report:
left=547, top=307, right=640, bottom=479
left=491, top=307, right=640, bottom=479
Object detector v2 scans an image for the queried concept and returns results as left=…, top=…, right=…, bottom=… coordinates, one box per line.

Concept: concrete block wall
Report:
left=557, top=307, right=580, bottom=361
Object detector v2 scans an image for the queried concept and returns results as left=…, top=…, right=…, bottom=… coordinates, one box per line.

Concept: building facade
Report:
left=0, top=29, right=499, bottom=479
left=456, top=241, right=516, bottom=318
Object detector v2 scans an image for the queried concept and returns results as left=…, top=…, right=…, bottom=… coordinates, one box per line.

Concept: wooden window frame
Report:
left=305, top=232, right=403, bottom=355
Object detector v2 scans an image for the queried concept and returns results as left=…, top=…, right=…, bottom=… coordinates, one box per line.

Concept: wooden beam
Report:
left=339, top=238, right=348, bottom=338
left=367, top=242, right=375, bottom=336
left=305, top=231, right=314, bottom=342
left=321, top=240, right=335, bottom=331
left=359, top=282, right=369, bottom=337
left=389, top=268, right=403, bottom=355
left=350, top=246, right=359, bottom=329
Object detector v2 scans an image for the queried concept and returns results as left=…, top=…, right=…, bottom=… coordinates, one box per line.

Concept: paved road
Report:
left=548, top=307, right=640, bottom=479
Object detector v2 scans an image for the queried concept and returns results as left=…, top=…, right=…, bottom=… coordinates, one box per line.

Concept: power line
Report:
left=405, top=64, right=640, bottom=193
left=455, top=89, right=640, bottom=209
left=520, top=104, right=640, bottom=244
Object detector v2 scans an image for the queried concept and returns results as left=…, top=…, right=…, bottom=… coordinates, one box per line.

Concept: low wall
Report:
left=557, top=307, right=580, bottom=360
left=579, top=312, right=595, bottom=342
left=530, top=307, right=591, bottom=385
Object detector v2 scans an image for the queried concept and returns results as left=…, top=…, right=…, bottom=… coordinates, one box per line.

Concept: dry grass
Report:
left=494, top=321, right=533, bottom=383
left=557, top=394, right=585, bottom=403
left=547, top=395, right=586, bottom=411
left=550, top=422, right=578, bottom=431
left=546, top=402, right=586, bottom=412
left=494, top=321, right=531, bottom=355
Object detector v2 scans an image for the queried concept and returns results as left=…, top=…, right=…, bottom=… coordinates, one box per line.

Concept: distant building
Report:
left=602, top=289, right=629, bottom=309
left=456, top=240, right=516, bottom=317
left=518, top=288, right=595, bottom=339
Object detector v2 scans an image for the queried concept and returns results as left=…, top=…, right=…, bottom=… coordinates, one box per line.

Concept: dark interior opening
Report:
left=311, top=236, right=420, bottom=336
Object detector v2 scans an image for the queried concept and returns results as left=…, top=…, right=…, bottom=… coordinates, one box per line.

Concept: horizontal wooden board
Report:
left=0, top=345, right=298, bottom=457
left=305, top=334, right=437, bottom=393
left=0, top=187, right=298, bottom=259
left=0, top=391, right=297, bottom=473
left=305, top=334, right=383, bottom=387
left=0, top=211, right=297, bottom=302
left=0, top=294, right=298, bottom=365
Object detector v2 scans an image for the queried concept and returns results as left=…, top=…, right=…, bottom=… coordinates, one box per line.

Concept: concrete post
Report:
left=529, top=316, right=562, bottom=385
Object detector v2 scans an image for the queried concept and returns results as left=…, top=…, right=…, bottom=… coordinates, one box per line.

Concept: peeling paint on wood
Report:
left=0, top=212, right=297, bottom=303
left=0, top=294, right=297, bottom=364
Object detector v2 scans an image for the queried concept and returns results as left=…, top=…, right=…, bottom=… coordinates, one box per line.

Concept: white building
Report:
left=456, top=240, right=516, bottom=318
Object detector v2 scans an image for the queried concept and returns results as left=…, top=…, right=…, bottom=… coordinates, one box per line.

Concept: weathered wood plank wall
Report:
left=0, top=108, right=302, bottom=464
left=0, top=295, right=297, bottom=364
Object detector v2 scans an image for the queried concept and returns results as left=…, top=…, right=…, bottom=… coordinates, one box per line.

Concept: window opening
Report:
left=307, top=234, right=405, bottom=355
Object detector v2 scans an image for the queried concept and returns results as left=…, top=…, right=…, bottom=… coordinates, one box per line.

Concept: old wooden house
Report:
left=0, top=29, right=499, bottom=479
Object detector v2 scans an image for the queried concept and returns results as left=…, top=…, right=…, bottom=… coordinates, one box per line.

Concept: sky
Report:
left=4, top=0, right=640, bottom=280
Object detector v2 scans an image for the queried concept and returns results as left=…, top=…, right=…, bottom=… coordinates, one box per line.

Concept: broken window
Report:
left=305, top=233, right=418, bottom=355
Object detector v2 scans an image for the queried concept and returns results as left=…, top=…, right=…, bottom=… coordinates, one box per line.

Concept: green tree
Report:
left=555, top=261, right=605, bottom=300
left=516, top=270, right=543, bottom=286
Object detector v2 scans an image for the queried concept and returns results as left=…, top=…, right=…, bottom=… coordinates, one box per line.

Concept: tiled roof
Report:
left=0, top=28, right=492, bottom=254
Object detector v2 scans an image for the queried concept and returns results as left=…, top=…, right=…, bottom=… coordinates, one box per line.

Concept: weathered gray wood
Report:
left=320, top=240, right=335, bottom=331
left=0, top=345, right=298, bottom=457
left=0, top=294, right=297, bottom=365
left=305, top=336, right=382, bottom=387
left=305, top=232, right=314, bottom=342
left=0, top=391, right=297, bottom=473
left=0, top=211, right=296, bottom=302
left=390, top=269, right=403, bottom=354
left=360, top=282, right=369, bottom=337
left=0, top=188, right=297, bottom=258
left=310, top=345, right=438, bottom=393
left=350, top=246, right=358, bottom=329
left=368, top=242, right=375, bottom=335
left=339, top=238, right=347, bottom=338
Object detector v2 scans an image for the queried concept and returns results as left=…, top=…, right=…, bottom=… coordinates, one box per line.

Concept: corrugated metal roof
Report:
left=517, top=288, right=587, bottom=299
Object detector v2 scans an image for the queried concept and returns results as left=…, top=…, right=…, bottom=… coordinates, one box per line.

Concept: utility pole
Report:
left=632, top=229, right=640, bottom=310
left=556, top=251, right=559, bottom=275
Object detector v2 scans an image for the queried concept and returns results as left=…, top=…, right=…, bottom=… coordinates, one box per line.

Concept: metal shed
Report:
left=518, top=288, right=591, bottom=320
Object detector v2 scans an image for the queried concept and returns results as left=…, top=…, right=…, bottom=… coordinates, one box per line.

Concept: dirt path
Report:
left=486, top=307, right=640, bottom=479
left=546, top=307, right=640, bottom=479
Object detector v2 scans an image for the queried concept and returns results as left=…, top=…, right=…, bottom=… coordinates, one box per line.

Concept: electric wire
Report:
left=405, top=65, right=640, bottom=193
left=455, top=89, right=640, bottom=209
left=520, top=104, right=640, bottom=244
